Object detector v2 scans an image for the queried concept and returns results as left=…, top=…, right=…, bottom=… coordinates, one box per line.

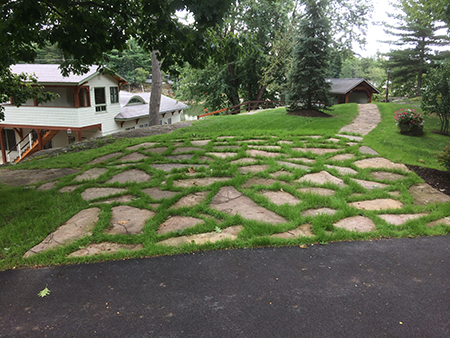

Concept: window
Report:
left=94, top=88, right=106, bottom=112
left=110, top=87, right=119, bottom=104
left=168, top=118, right=172, bottom=125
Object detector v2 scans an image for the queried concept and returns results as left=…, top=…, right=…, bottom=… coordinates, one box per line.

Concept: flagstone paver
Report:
left=350, top=178, right=389, bottom=190
left=126, top=142, right=157, bottom=150
left=301, top=208, right=337, bottom=217
left=68, top=242, right=144, bottom=257
left=297, top=187, right=336, bottom=196
left=242, top=177, right=279, bottom=188
left=170, top=191, right=210, bottom=209
left=142, top=187, right=178, bottom=200
left=370, top=171, right=406, bottom=181
left=118, top=153, right=148, bottom=162
left=246, top=149, right=281, bottom=158
left=172, top=147, right=202, bottom=153
left=339, top=104, right=381, bottom=136
left=334, top=216, right=376, bottom=232
left=296, top=170, right=346, bottom=187
left=290, top=157, right=317, bottom=164
left=348, top=199, right=403, bottom=211
left=230, top=157, right=258, bottom=165
left=293, top=147, right=342, bottom=155
left=74, top=168, right=108, bottom=182
left=354, top=157, right=410, bottom=171
left=150, top=163, right=208, bottom=172
left=278, top=140, right=294, bottom=145
left=271, top=170, right=294, bottom=178
left=157, top=216, right=205, bottom=234
left=23, top=208, right=101, bottom=258
left=239, top=165, right=270, bottom=174
left=89, top=152, right=122, bottom=164
left=106, top=169, right=152, bottom=184
left=165, top=154, right=195, bottom=161
left=240, top=139, right=265, bottom=143
left=277, top=161, right=311, bottom=170
left=206, top=152, right=238, bottom=159
left=158, top=225, right=244, bottom=246
left=81, top=187, right=127, bottom=201
left=214, top=145, right=241, bottom=150
left=325, top=165, right=358, bottom=175
left=427, top=217, right=450, bottom=228
left=37, top=181, right=58, bottom=191
left=60, top=185, right=80, bottom=193
left=409, top=183, right=450, bottom=205
left=328, top=153, right=356, bottom=161
left=271, top=224, right=313, bottom=239
left=248, top=145, right=282, bottom=151
left=359, top=146, right=379, bottom=155
left=107, top=205, right=155, bottom=235
left=210, top=186, right=287, bottom=224
left=95, top=194, right=136, bottom=204
left=335, top=134, right=363, bottom=142
left=143, top=147, right=168, bottom=154
left=172, top=177, right=230, bottom=188
left=0, top=168, right=81, bottom=187
left=191, top=139, right=211, bottom=146
left=261, top=190, right=301, bottom=206
left=378, top=213, right=428, bottom=226
left=217, top=136, right=235, bottom=140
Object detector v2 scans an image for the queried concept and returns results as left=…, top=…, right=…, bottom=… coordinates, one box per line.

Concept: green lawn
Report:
left=1, top=103, right=449, bottom=271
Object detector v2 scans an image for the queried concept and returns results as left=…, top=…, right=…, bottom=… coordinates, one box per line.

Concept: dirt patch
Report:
left=406, top=165, right=450, bottom=196
left=287, top=110, right=334, bottom=118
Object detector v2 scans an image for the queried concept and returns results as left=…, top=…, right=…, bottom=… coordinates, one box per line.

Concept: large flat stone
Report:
left=378, top=213, right=428, bottom=226
left=157, top=216, right=204, bottom=234
left=230, top=157, right=258, bottom=165
left=144, top=147, right=168, bottom=154
left=335, top=134, right=363, bottom=141
left=106, top=169, right=152, bottom=184
left=81, top=187, right=127, bottom=201
left=210, top=186, right=287, bottom=224
left=149, top=163, right=208, bottom=172
left=106, top=206, right=155, bottom=235
left=170, top=191, right=210, bottom=209
left=293, top=148, right=342, bottom=155
left=118, top=153, right=148, bottom=162
left=68, top=243, right=144, bottom=257
left=37, top=181, right=58, bottom=191
left=289, top=157, right=317, bottom=164
left=73, top=168, right=108, bottom=182
left=206, top=152, right=238, bottom=159
left=328, top=154, right=356, bottom=161
left=95, top=195, right=135, bottom=204
left=301, top=208, right=337, bottom=217
left=325, top=165, right=358, bottom=175
left=158, top=225, right=243, bottom=246
left=334, top=216, right=376, bottom=232
left=248, top=145, right=282, bottom=151
left=354, top=158, right=409, bottom=172
left=296, top=171, right=346, bottom=187
left=191, top=139, right=211, bottom=146
left=409, top=183, right=450, bottom=206
left=89, top=152, right=122, bottom=164
left=261, top=190, right=301, bottom=206
left=126, top=142, right=157, bottom=150
left=271, top=224, right=313, bottom=238
left=359, top=146, right=379, bottom=155
left=241, top=177, right=279, bottom=189
left=0, top=168, right=80, bottom=186
left=246, top=149, right=281, bottom=158
left=172, top=177, right=230, bottom=188
left=172, top=146, right=202, bottom=154
left=370, top=171, right=406, bottom=181
left=23, top=208, right=101, bottom=258
left=277, top=161, right=311, bottom=170
left=348, top=199, right=403, bottom=210
left=297, top=187, right=336, bottom=196
left=142, top=187, right=178, bottom=200
left=239, top=165, right=270, bottom=174
left=427, top=217, right=450, bottom=228
left=350, top=178, right=389, bottom=190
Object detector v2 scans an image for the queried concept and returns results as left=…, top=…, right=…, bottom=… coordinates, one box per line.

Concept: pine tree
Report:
left=286, top=0, right=332, bottom=112
left=383, top=0, right=450, bottom=96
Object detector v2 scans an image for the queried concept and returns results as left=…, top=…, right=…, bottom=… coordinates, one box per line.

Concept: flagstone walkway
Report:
left=2, top=104, right=450, bottom=259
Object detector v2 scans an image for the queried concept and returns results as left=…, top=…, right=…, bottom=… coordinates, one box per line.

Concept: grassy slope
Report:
left=1, top=103, right=449, bottom=270
left=364, top=103, right=450, bottom=170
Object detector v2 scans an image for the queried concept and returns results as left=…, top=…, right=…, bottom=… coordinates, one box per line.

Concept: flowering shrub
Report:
left=394, top=109, right=424, bottom=135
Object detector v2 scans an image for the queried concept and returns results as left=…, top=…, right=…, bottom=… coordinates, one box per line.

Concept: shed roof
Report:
left=10, top=64, right=126, bottom=86
left=328, top=78, right=380, bottom=95
left=115, top=91, right=188, bottom=121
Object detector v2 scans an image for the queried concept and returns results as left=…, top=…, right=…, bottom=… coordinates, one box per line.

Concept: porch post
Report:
left=0, top=127, right=6, bottom=164
left=76, top=130, right=83, bottom=142
left=36, top=129, right=43, bottom=151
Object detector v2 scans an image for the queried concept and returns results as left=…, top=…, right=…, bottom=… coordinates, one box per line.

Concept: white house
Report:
left=0, top=64, right=187, bottom=164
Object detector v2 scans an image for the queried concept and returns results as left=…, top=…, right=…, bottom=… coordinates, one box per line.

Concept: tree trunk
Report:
left=226, top=60, right=240, bottom=107
left=149, top=50, right=162, bottom=126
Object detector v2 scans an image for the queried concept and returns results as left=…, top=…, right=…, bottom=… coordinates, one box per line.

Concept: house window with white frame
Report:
left=110, top=86, right=119, bottom=104
left=94, top=87, right=107, bottom=112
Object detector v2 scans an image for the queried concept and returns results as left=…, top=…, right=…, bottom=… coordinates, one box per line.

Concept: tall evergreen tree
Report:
left=383, top=0, right=450, bottom=96
left=286, top=0, right=332, bottom=112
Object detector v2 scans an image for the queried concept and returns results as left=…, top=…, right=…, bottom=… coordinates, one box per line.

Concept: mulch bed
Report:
left=406, top=164, right=450, bottom=197
left=287, top=110, right=334, bottom=118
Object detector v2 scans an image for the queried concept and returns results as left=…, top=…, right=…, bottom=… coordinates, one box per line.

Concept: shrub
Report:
left=394, top=108, right=424, bottom=135
left=436, top=145, right=450, bottom=171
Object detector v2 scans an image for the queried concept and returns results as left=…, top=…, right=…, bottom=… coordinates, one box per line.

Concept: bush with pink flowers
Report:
left=394, top=108, right=424, bottom=136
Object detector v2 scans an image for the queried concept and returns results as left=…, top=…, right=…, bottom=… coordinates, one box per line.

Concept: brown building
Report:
left=329, top=78, right=380, bottom=104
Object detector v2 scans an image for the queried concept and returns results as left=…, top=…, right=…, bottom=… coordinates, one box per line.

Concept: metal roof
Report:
left=115, top=91, right=188, bottom=121
left=328, top=78, right=380, bottom=95
left=10, top=64, right=126, bottom=85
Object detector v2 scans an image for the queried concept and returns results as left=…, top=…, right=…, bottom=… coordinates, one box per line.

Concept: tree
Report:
left=286, top=0, right=332, bottom=112
left=383, top=0, right=450, bottom=96
left=421, top=62, right=450, bottom=134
